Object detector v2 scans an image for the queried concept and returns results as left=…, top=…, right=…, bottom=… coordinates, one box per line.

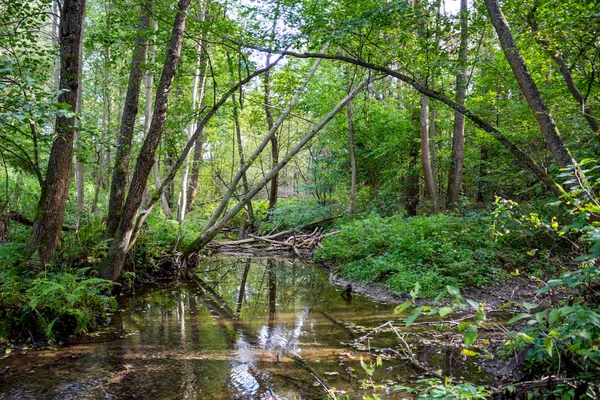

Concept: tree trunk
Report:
left=420, top=96, right=436, bottom=213
left=429, top=101, right=437, bottom=196
left=127, top=58, right=285, bottom=250
left=265, top=5, right=280, bottom=215
left=92, top=44, right=111, bottom=213
left=265, top=48, right=566, bottom=196
left=264, top=54, right=278, bottom=214
left=232, top=96, right=255, bottom=224
left=27, top=0, right=86, bottom=266
left=105, top=0, right=152, bottom=239
left=347, top=97, right=357, bottom=217
left=183, top=80, right=367, bottom=257
left=178, top=3, right=207, bottom=221
left=447, top=0, right=468, bottom=209
left=101, top=0, right=191, bottom=281
left=144, top=20, right=171, bottom=217
left=73, top=6, right=86, bottom=218
left=477, top=146, right=489, bottom=203
left=484, top=0, right=579, bottom=176
left=200, top=53, right=324, bottom=234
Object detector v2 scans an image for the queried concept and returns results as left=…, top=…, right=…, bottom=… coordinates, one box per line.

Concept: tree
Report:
left=447, top=0, right=468, bottom=209
left=101, top=0, right=192, bottom=281
left=105, top=0, right=152, bottom=238
left=483, top=0, right=580, bottom=177
left=27, top=0, right=86, bottom=266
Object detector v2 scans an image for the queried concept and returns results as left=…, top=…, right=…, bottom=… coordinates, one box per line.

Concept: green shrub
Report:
left=316, top=213, right=504, bottom=296
left=0, top=267, right=116, bottom=341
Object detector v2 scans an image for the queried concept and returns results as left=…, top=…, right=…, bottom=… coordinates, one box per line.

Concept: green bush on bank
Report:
left=259, top=200, right=334, bottom=234
left=0, top=262, right=116, bottom=341
left=316, top=213, right=521, bottom=297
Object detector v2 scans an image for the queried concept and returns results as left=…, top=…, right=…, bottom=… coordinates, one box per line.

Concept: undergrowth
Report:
left=316, top=212, right=571, bottom=297
left=0, top=263, right=116, bottom=342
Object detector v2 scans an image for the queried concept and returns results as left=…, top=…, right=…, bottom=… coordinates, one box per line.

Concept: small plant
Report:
left=394, top=378, right=490, bottom=399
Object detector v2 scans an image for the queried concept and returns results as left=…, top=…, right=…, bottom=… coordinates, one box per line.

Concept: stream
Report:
left=0, top=256, right=494, bottom=399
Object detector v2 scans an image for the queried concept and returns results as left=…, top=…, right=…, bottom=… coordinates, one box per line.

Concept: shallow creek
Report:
left=0, top=256, right=494, bottom=399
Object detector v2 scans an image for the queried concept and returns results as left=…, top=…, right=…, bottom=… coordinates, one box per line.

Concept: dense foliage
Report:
left=0, top=0, right=599, bottom=396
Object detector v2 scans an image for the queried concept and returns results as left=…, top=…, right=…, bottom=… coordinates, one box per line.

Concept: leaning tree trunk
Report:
left=27, top=0, right=86, bottom=266
left=262, top=49, right=565, bottom=196
left=484, top=0, right=580, bottom=177
left=105, top=0, right=152, bottom=239
left=447, top=0, right=468, bottom=209
left=101, top=0, right=191, bottom=281
left=183, top=80, right=367, bottom=257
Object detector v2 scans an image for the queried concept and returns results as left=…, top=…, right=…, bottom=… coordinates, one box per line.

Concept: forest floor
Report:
left=330, top=269, right=549, bottom=309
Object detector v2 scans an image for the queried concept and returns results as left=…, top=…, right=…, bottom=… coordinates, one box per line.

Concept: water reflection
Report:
left=0, top=256, right=492, bottom=399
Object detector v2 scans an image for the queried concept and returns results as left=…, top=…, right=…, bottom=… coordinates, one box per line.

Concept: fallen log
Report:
left=5, top=211, right=76, bottom=231
left=213, top=215, right=338, bottom=246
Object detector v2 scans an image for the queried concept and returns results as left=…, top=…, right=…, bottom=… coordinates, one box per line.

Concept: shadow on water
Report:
left=0, top=256, right=493, bottom=399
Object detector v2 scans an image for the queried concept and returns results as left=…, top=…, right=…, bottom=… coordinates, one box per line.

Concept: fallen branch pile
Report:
left=205, top=215, right=340, bottom=257
left=208, top=226, right=338, bottom=257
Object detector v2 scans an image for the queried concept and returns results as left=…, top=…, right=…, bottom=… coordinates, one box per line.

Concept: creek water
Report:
left=0, top=256, right=492, bottom=399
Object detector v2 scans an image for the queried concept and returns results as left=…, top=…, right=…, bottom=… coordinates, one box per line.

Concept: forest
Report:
left=0, top=0, right=599, bottom=398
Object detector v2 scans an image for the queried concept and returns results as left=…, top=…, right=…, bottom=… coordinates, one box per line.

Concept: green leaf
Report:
left=544, top=337, right=553, bottom=356
left=475, top=309, right=486, bottom=322
left=508, top=313, right=531, bottom=324
left=522, top=302, right=539, bottom=310
left=447, top=285, right=460, bottom=296
left=439, top=307, right=453, bottom=317
left=393, top=301, right=412, bottom=315
left=410, top=282, right=421, bottom=300
left=498, top=301, right=515, bottom=310
left=464, top=325, right=478, bottom=348
left=466, top=299, right=479, bottom=310
left=406, top=306, right=424, bottom=327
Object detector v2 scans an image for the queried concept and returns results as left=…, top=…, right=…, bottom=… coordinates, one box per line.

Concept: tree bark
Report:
left=265, top=5, right=280, bottom=215
left=73, top=5, right=86, bottom=218
left=105, top=0, right=152, bottom=239
left=420, top=96, right=436, bottom=213
left=447, top=0, right=468, bottom=209
left=101, top=0, right=191, bottom=281
left=27, top=0, right=86, bottom=266
left=144, top=20, right=171, bottom=217
left=484, top=0, right=579, bottom=175
left=199, top=53, right=324, bottom=235
left=232, top=96, right=255, bottom=224
left=265, top=54, right=279, bottom=214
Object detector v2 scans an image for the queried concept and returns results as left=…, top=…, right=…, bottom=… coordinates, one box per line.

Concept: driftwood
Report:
left=207, top=215, right=340, bottom=256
